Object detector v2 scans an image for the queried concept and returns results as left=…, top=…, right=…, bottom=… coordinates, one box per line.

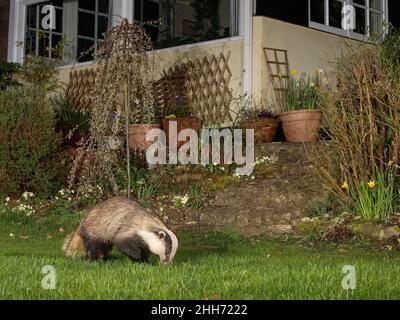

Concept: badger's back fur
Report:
left=62, top=197, right=178, bottom=264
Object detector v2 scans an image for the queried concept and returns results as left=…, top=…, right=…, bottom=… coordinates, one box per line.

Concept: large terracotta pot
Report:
left=241, top=118, right=278, bottom=144
left=128, top=124, right=161, bottom=151
left=279, top=110, right=322, bottom=142
left=161, top=117, right=201, bottom=148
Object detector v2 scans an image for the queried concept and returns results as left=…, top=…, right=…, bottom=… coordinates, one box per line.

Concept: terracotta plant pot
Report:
left=279, top=110, right=322, bottom=142
left=128, top=124, right=161, bottom=151
left=161, top=117, right=201, bottom=148
left=241, top=118, right=278, bottom=144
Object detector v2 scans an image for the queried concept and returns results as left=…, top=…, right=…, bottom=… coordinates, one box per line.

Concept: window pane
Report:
left=329, top=0, right=343, bottom=28
left=98, top=0, right=110, bottom=14
left=310, top=0, right=325, bottom=24
left=78, top=12, right=95, bottom=37
left=370, top=11, right=383, bottom=35
left=143, top=0, right=159, bottom=21
left=79, top=0, right=95, bottom=11
left=55, top=8, right=63, bottom=33
left=25, top=30, right=36, bottom=55
left=135, top=0, right=239, bottom=49
left=52, top=0, right=63, bottom=8
left=370, top=0, right=382, bottom=11
left=355, top=6, right=366, bottom=34
left=25, top=2, right=63, bottom=58
left=51, top=34, right=62, bottom=58
left=134, top=0, right=142, bottom=21
left=353, top=0, right=366, bottom=5
left=77, top=38, right=95, bottom=62
left=38, top=33, right=50, bottom=57
left=27, top=5, right=37, bottom=29
left=98, top=15, right=109, bottom=39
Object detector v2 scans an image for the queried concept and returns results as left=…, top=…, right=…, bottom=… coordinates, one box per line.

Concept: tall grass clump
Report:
left=315, top=32, right=400, bottom=220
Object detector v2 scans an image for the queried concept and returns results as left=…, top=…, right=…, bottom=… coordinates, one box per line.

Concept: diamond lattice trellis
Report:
left=66, top=69, right=95, bottom=112
left=154, top=51, right=233, bottom=127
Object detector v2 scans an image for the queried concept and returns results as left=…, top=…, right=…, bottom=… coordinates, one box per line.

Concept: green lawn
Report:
left=1, top=207, right=400, bottom=300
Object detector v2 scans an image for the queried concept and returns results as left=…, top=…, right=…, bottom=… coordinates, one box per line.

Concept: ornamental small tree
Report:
left=69, top=19, right=156, bottom=199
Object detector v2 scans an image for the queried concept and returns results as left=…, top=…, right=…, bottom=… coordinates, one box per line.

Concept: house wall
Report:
left=252, top=16, right=360, bottom=112
left=57, top=37, right=244, bottom=124
left=0, top=0, right=10, bottom=61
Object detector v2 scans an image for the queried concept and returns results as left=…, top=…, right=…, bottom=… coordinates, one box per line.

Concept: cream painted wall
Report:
left=58, top=37, right=244, bottom=107
left=252, top=16, right=359, bottom=112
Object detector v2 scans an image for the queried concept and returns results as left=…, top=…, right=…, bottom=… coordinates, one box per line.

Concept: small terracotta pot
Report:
left=279, top=110, right=322, bottom=142
left=128, top=124, right=161, bottom=151
left=161, top=117, right=201, bottom=148
left=241, top=118, right=278, bottom=144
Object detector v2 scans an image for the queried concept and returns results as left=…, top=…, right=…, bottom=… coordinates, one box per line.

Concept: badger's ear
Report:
left=157, top=231, right=166, bottom=240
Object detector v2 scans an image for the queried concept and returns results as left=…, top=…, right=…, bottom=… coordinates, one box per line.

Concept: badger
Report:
left=62, top=197, right=178, bottom=265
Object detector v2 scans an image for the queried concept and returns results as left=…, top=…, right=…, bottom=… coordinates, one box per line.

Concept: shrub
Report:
left=0, top=87, right=63, bottom=198
left=315, top=36, right=400, bottom=220
left=50, top=93, right=90, bottom=144
left=0, top=62, right=19, bottom=90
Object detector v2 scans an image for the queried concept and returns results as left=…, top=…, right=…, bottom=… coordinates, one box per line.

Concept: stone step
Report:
left=255, top=142, right=328, bottom=165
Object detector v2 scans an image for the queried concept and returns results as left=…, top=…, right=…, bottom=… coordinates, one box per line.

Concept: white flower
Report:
left=10, top=233, right=15, bottom=238
left=5, top=197, right=10, bottom=202
left=181, top=194, right=189, bottom=205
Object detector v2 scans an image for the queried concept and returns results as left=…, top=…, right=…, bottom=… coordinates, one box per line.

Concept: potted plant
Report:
left=240, top=108, right=278, bottom=144
left=279, top=74, right=322, bottom=142
left=161, top=96, right=201, bottom=148
left=128, top=103, right=160, bottom=151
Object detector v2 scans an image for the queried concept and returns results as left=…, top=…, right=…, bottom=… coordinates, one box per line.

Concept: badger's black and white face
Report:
left=138, top=228, right=178, bottom=265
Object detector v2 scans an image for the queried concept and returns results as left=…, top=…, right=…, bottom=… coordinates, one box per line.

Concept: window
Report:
left=133, top=0, right=240, bottom=50
left=77, top=0, right=111, bottom=62
left=24, top=0, right=112, bottom=63
left=25, top=0, right=64, bottom=58
left=309, top=0, right=387, bottom=38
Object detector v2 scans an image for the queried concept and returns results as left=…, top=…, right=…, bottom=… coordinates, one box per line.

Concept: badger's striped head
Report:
left=138, top=228, right=178, bottom=265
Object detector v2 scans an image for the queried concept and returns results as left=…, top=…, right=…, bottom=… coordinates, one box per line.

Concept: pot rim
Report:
left=279, top=109, right=322, bottom=117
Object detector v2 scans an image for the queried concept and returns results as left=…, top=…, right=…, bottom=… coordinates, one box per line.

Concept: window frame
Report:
left=308, top=0, right=389, bottom=40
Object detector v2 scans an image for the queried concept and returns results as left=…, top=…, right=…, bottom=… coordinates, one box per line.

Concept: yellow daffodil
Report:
left=291, top=69, right=298, bottom=76
left=341, top=181, right=349, bottom=191
left=368, top=180, right=376, bottom=189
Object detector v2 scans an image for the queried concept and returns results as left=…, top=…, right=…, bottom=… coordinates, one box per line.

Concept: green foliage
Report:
left=282, top=75, right=322, bottom=112
left=0, top=87, right=63, bottom=198
left=51, top=93, right=91, bottom=140
left=0, top=62, right=20, bottom=90
left=18, top=36, right=66, bottom=91
left=352, top=171, right=394, bottom=220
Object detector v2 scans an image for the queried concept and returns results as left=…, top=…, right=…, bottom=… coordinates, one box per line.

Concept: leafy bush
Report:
left=0, top=62, right=19, bottom=90
left=51, top=93, right=90, bottom=144
left=315, top=35, right=400, bottom=220
left=0, top=87, right=63, bottom=198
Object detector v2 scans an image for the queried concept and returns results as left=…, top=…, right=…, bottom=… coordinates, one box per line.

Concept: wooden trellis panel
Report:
left=154, top=51, right=233, bottom=127
left=186, top=51, right=233, bottom=126
left=153, top=65, right=188, bottom=115
left=263, top=47, right=290, bottom=105
left=66, top=69, right=95, bottom=112
left=66, top=51, right=233, bottom=126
